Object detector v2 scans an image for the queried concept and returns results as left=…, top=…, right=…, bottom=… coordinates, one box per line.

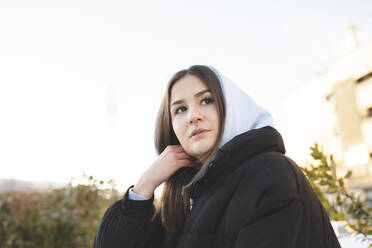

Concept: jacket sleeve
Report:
left=128, top=187, right=149, bottom=200
left=93, top=185, right=165, bottom=248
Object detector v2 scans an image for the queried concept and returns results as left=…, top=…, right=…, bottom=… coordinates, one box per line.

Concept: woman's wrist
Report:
left=132, top=176, right=157, bottom=199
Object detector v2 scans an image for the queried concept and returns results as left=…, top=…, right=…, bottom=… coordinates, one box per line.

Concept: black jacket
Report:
left=93, top=126, right=341, bottom=248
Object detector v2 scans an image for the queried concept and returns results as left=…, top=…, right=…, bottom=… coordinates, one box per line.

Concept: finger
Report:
left=169, top=144, right=182, bottom=149
left=166, top=145, right=183, bottom=154
left=175, top=153, right=193, bottom=160
left=173, top=145, right=186, bottom=152
left=177, top=159, right=195, bottom=168
left=167, top=146, right=185, bottom=155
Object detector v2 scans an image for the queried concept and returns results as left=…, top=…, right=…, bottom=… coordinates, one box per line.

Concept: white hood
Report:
left=207, top=65, right=275, bottom=149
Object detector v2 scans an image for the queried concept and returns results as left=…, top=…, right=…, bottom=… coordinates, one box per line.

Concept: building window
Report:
left=356, top=71, right=372, bottom=84
left=326, top=93, right=335, bottom=103
left=367, top=107, right=372, bottom=118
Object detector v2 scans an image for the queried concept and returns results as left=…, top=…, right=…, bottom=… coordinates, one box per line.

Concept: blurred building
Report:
left=285, top=28, right=372, bottom=205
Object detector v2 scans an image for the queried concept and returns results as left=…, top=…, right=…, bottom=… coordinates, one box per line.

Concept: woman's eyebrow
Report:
left=171, top=89, right=211, bottom=107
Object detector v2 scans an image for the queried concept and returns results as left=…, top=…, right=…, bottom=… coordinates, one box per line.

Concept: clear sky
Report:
left=1, top=0, right=372, bottom=191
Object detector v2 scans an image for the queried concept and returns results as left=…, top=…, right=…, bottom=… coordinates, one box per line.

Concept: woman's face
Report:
left=170, top=74, right=220, bottom=162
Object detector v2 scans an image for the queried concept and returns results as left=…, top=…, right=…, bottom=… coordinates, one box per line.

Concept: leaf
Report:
left=310, top=144, right=323, bottom=160
left=347, top=224, right=358, bottom=231
left=320, top=180, right=329, bottom=186
left=347, top=205, right=354, bottom=214
left=344, top=170, right=352, bottom=179
left=338, top=178, right=344, bottom=187
left=326, top=187, right=338, bottom=194
left=336, top=194, right=342, bottom=205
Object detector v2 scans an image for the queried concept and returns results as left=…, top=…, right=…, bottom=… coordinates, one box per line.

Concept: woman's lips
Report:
left=191, top=130, right=209, bottom=139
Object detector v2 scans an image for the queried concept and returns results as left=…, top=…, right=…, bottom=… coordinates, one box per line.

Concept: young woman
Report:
left=93, top=65, right=341, bottom=248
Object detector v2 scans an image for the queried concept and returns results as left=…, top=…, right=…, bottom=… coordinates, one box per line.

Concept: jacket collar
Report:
left=190, top=126, right=286, bottom=199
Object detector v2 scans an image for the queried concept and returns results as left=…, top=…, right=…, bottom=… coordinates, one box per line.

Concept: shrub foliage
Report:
left=0, top=173, right=120, bottom=248
left=301, top=143, right=372, bottom=247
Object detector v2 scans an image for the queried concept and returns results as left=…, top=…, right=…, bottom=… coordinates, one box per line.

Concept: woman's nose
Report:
left=188, top=106, right=203, bottom=124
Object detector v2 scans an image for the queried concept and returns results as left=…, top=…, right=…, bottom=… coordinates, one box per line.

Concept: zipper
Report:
left=189, top=182, right=199, bottom=210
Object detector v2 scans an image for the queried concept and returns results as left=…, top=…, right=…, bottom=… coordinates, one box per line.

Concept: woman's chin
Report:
left=189, top=148, right=211, bottom=161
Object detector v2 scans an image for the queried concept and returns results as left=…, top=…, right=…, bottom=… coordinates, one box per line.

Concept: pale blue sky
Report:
left=0, top=0, right=371, bottom=190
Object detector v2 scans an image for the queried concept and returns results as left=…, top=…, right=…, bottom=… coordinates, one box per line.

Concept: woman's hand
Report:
left=133, top=145, right=195, bottom=198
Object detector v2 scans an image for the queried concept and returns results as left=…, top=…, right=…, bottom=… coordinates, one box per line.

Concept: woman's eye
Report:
left=175, top=106, right=186, bottom=115
left=202, top=97, right=214, bottom=104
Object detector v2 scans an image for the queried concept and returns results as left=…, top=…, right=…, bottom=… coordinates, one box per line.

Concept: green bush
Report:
left=0, top=173, right=120, bottom=248
left=301, top=143, right=372, bottom=247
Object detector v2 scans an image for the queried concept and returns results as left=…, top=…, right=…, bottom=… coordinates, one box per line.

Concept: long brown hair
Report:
left=153, top=65, right=226, bottom=233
